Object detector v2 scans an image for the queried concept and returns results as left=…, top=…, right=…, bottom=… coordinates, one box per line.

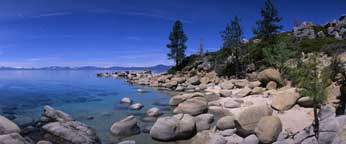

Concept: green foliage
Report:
left=217, top=16, right=248, bottom=77
left=262, top=42, right=296, bottom=72
left=320, top=40, right=346, bottom=56
left=221, top=16, right=243, bottom=49
left=167, top=54, right=200, bottom=74
left=289, top=52, right=332, bottom=138
left=167, top=20, right=188, bottom=66
left=298, top=37, right=344, bottom=53
left=312, top=25, right=327, bottom=34
left=253, top=0, right=282, bottom=47
left=290, top=53, right=330, bottom=104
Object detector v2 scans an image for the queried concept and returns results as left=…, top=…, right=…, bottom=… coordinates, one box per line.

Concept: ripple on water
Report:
left=0, top=70, right=176, bottom=143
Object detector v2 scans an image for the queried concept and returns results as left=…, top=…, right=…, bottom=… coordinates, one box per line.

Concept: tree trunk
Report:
left=313, top=103, right=319, bottom=140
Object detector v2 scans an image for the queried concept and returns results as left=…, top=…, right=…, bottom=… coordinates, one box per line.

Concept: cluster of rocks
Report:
left=294, top=14, right=346, bottom=40
left=97, top=52, right=346, bottom=144
left=110, top=107, right=162, bottom=136
left=0, top=105, right=100, bottom=144
left=120, top=97, right=144, bottom=110
left=0, top=115, right=29, bottom=144
left=275, top=105, right=346, bottom=144
left=99, top=66, right=344, bottom=144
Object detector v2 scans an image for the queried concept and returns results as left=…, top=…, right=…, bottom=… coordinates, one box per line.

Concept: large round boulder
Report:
left=37, top=140, right=53, bottom=144
left=174, top=97, right=208, bottom=116
left=254, top=116, right=282, bottom=144
left=266, top=81, right=277, bottom=90
left=149, top=114, right=196, bottom=141
left=0, top=133, right=27, bottom=144
left=188, top=76, right=201, bottom=85
left=169, top=92, right=204, bottom=106
left=220, top=80, right=234, bottom=90
left=216, top=116, right=236, bottom=130
left=42, top=121, right=100, bottom=144
left=240, top=134, right=259, bottom=144
left=257, top=68, right=283, bottom=85
left=235, top=87, right=252, bottom=97
left=0, top=115, right=21, bottom=135
left=233, top=79, right=249, bottom=88
left=271, top=88, right=301, bottom=111
left=191, top=130, right=227, bottom=144
left=110, top=115, right=140, bottom=137
left=195, top=114, right=214, bottom=132
left=236, top=105, right=273, bottom=136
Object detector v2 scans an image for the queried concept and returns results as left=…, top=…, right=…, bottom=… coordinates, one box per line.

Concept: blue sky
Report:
left=0, top=0, right=344, bottom=67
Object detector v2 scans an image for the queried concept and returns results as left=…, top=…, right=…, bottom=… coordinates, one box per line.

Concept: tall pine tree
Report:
left=167, top=20, right=188, bottom=66
left=252, top=0, right=283, bottom=67
left=254, top=0, right=282, bottom=46
left=198, top=38, right=204, bottom=57
left=221, top=16, right=243, bottom=49
left=220, top=16, right=245, bottom=77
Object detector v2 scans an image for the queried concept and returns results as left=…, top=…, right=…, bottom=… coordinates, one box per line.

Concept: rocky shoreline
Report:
left=1, top=66, right=345, bottom=144
left=95, top=65, right=346, bottom=144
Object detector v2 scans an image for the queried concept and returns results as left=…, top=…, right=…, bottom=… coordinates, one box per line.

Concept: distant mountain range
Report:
left=0, top=64, right=171, bottom=71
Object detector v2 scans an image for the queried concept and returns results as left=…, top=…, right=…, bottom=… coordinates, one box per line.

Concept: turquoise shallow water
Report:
left=0, top=70, right=181, bottom=144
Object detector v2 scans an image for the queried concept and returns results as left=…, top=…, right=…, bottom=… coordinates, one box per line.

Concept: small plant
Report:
left=291, top=52, right=331, bottom=139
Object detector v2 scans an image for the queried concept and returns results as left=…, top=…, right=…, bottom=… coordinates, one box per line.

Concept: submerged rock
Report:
left=145, top=107, right=161, bottom=117
left=41, top=105, right=73, bottom=123
left=136, top=89, right=146, bottom=93
left=118, top=140, right=136, bottom=144
left=110, top=115, right=140, bottom=137
left=130, top=103, right=144, bottom=110
left=120, top=97, right=132, bottom=104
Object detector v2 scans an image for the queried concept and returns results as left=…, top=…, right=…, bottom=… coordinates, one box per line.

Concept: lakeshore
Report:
left=0, top=65, right=345, bottom=144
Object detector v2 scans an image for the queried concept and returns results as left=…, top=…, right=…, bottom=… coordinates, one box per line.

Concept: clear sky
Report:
left=0, top=0, right=345, bottom=67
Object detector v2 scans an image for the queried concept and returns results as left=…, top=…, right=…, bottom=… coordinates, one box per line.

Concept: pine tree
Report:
left=221, top=16, right=243, bottom=49
left=254, top=0, right=282, bottom=45
left=262, top=42, right=296, bottom=72
left=198, top=38, right=204, bottom=57
left=167, top=20, right=188, bottom=66
left=220, top=16, right=245, bottom=77
left=293, top=53, right=330, bottom=139
left=252, top=0, right=282, bottom=62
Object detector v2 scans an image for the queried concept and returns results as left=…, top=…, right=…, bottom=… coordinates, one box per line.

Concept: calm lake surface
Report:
left=0, top=70, right=180, bottom=143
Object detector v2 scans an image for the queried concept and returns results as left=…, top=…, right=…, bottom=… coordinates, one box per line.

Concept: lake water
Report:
left=0, top=70, right=179, bottom=143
